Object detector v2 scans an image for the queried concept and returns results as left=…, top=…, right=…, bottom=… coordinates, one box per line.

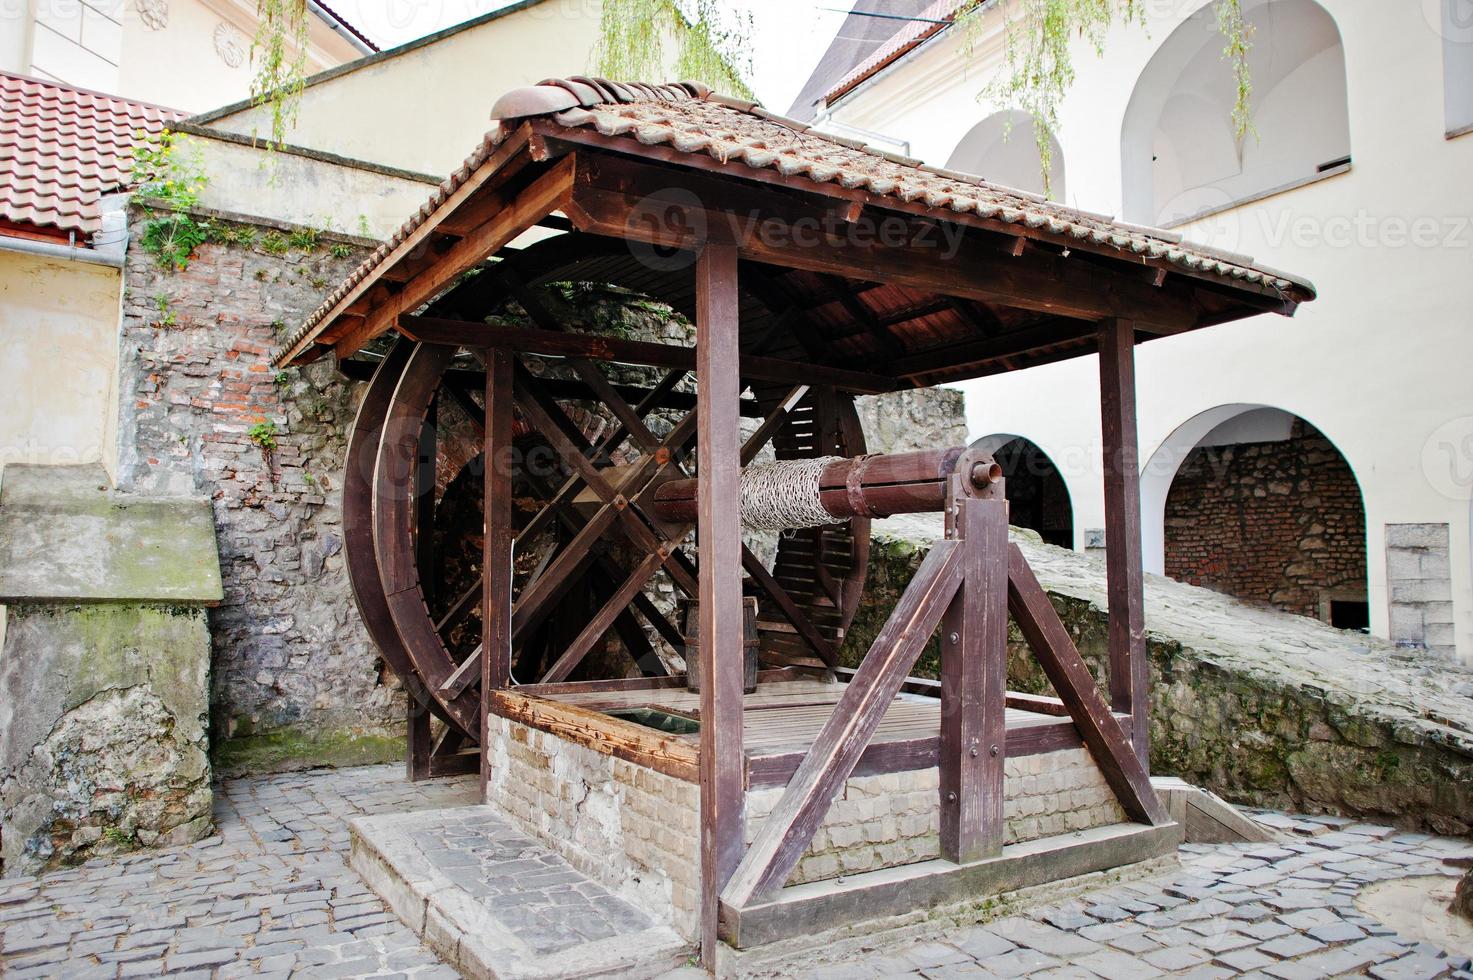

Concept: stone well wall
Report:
left=1165, top=420, right=1367, bottom=621
left=485, top=714, right=1123, bottom=942
left=852, top=515, right=1473, bottom=836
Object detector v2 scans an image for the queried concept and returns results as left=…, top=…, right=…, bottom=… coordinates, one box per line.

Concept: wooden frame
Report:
left=283, top=101, right=1308, bottom=960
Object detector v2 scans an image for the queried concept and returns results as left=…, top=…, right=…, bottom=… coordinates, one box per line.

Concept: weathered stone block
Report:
left=0, top=465, right=219, bottom=874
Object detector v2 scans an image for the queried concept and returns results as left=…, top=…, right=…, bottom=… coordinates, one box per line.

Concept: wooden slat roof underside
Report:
left=275, top=77, right=1315, bottom=383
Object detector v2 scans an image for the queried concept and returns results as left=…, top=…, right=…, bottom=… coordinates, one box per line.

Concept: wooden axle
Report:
left=650, top=447, right=1002, bottom=525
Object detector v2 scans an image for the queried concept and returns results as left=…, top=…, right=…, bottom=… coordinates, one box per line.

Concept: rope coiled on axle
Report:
left=738, top=456, right=844, bottom=530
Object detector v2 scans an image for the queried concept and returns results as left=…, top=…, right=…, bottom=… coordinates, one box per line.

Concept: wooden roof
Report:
left=275, top=77, right=1315, bottom=383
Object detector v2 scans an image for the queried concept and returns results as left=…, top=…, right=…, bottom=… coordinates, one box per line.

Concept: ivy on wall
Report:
left=250, top=0, right=311, bottom=150
left=242, top=0, right=1253, bottom=199
left=596, top=0, right=755, bottom=100
left=958, top=0, right=1253, bottom=197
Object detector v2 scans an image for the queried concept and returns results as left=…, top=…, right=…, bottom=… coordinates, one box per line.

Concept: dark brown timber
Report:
left=1006, top=544, right=1167, bottom=827
left=722, top=539, right=963, bottom=908
left=480, top=346, right=514, bottom=797
left=940, top=493, right=1009, bottom=863
left=695, top=241, right=747, bottom=968
left=397, top=315, right=899, bottom=394
left=1098, top=317, right=1149, bottom=769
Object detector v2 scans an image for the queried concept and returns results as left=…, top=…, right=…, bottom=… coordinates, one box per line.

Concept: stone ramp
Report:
left=860, top=516, right=1473, bottom=834
left=350, top=806, right=690, bottom=979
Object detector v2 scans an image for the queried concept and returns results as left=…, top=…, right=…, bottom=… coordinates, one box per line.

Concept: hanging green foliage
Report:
left=596, top=0, right=755, bottom=100
left=250, top=0, right=311, bottom=149
left=957, top=0, right=1254, bottom=198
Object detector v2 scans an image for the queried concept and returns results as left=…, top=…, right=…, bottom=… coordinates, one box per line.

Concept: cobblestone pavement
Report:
left=0, top=765, right=476, bottom=978
left=2, top=765, right=1472, bottom=979
left=808, top=815, right=1473, bottom=980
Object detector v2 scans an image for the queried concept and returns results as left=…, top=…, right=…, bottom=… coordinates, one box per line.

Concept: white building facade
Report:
left=806, top=0, right=1473, bottom=661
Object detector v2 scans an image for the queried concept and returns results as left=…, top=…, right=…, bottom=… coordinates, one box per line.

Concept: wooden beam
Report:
left=540, top=551, right=665, bottom=683
left=723, top=540, right=963, bottom=908
left=563, top=154, right=1202, bottom=332
left=1097, top=318, right=1149, bottom=770
left=940, top=495, right=1008, bottom=864
left=741, top=545, right=837, bottom=667
left=888, top=318, right=1086, bottom=380
left=695, top=241, right=747, bottom=967
left=745, top=712, right=1119, bottom=788
left=481, top=346, right=514, bottom=799
left=331, top=155, right=576, bottom=360
left=489, top=690, right=699, bottom=782
left=275, top=123, right=533, bottom=365
left=398, top=315, right=899, bottom=394
left=1006, top=544, right=1167, bottom=827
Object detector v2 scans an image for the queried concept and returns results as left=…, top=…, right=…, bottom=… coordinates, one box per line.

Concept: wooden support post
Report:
left=406, top=692, right=432, bottom=782
left=939, top=492, right=1008, bottom=863
left=695, top=242, right=745, bottom=966
left=1097, top=318, right=1149, bottom=770
left=723, top=540, right=963, bottom=909
left=480, top=347, right=515, bottom=800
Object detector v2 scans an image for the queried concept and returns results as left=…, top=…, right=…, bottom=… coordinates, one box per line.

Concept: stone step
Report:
left=1152, top=777, right=1285, bottom=844
left=350, top=805, right=691, bottom=979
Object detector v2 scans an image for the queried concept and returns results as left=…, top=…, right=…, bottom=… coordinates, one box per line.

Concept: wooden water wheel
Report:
left=341, top=236, right=873, bottom=745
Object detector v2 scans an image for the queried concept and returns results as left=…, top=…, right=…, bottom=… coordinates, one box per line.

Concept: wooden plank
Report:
left=398, top=316, right=899, bottom=395
left=741, top=545, right=837, bottom=667
left=940, top=496, right=1008, bottom=864
left=544, top=122, right=1303, bottom=312
left=743, top=712, right=1104, bottom=786
left=695, top=241, right=748, bottom=968
left=563, top=155, right=1203, bottom=332
left=830, top=669, right=1070, bottom=716
left=721, top=822, right=1183, bottom=949
left=481, top=346, right=514, bottom=798
left=334, top=154, right=575, bottom=360
left=1006, top=544, right=1168, bottom=826
left=723, top=540, right=963, bottom=908
left=1098, top=317, right=1149, bottom=770
left=489, top=690, right=699, bottom=782
left=407, top=696, right=432, bottom=782
left=276, top=124, right=532, bottom=365
left=540, top=551, right=666, bottom=682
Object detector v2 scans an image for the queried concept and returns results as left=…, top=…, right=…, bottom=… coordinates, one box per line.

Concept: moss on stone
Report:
left=850, top=522, right=1473, bottom=836
left=213, top=727, right=404, bottom=777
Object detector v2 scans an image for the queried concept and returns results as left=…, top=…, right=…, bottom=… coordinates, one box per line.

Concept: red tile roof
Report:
left=278, top=77, right=1315, bottom=365
left=0, top=71, right=184, bottom=242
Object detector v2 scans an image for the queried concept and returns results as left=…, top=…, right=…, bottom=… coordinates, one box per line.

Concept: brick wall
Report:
left=486, top=715, right=1123, bottom=941
left=114, top=207, right=402, bottom=771
left=1164, top=420, right=1367, bottom=621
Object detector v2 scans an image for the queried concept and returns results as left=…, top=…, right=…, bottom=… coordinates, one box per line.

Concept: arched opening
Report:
left=947, top=110, right=1066, bottom=200
left=973, top=434, right=1074, bottom=548
left=1121, top=0, right=1350, bottom=225
left=1145, top=406, right=1368, bottom=629
left=1443, top=0, right=1473, bottom=134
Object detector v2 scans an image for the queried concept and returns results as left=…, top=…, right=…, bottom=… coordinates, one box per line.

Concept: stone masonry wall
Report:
left=1164, top=421, right=1367, bottom=620
left=115, top=206, right=401, bottom=774
left=745, top=748, right=1123, bottom=887
left=114, top=212, right=977, bottom=775
left=856, top=515, right=1473, bottom=836
left=486, top=715, right=1122, bottom=941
